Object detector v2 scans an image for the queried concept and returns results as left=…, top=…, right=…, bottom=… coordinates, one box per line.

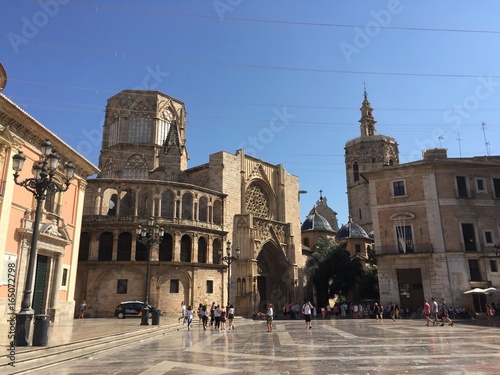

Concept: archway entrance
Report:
left=256, top=242, right=290, bottom=313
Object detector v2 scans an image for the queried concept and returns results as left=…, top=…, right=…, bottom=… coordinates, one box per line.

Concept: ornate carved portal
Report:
left=255, top=242, right=290, bottom=313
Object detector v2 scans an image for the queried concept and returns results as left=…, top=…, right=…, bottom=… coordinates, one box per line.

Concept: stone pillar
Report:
left=207, top=235, right=213, bottom=264
left=112, top=232, right=118, bottom=261
left=191, top=234, right=197, bottom=263
left=48, top=253, right=63, bottom=322
left=89, top=232, right=99, bottom=261
left=173, top=231, right=181, bottom=261
left=131, top=237, right=137, bottom=261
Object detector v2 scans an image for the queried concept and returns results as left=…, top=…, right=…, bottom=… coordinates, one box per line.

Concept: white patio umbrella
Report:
left=484, top=287, right=498, bottom=294
left=463, top=288, right=487, bottom=294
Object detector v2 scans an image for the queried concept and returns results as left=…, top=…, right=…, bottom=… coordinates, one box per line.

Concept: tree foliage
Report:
left=355, top=265, right=379, bottom=302
left=306, top=237, right=365, bottom=307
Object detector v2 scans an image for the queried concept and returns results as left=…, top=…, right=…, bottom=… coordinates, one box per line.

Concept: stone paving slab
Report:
left=5, top=318, right=498, bottom=375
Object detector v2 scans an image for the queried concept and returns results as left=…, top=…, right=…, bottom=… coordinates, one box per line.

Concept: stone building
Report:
left=361, top=148, right=500, bottom=312
left=76, top=90, right=304, bottom=317
left=0, top=65, right=99, bottom=324
left=345, top=90, right=399, bottom=234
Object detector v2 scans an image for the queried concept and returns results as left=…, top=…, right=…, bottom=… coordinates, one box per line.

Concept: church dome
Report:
left=0, top=63, right=7, bottom=91
left=336, top=217, right=370, bottom=240
left=301, top=209, right=335, bottom=232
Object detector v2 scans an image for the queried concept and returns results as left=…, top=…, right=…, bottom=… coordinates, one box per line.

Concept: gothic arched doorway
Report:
left=256, top=241, right=290, bottom=313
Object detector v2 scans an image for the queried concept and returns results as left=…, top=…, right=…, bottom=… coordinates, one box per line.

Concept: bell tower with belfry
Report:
left=344, top=87, right=399, bottom=234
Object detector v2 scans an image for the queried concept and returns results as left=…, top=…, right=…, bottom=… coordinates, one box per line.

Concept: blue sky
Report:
left=2, top=0, right=500, bottom=226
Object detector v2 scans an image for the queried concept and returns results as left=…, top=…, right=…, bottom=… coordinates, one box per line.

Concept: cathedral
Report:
left=75, top=90, right=304, bottom=317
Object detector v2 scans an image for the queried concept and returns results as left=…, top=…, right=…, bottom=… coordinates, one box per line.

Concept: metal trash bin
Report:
left=32, top=314, right=50, bottom=346
left=151, top=310, right=160, bottom=325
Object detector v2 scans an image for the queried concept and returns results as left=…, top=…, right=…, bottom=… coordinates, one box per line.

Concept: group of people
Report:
left=423, top=297, right=453, bottom=326
left=178, top=301, right=235, bottom=331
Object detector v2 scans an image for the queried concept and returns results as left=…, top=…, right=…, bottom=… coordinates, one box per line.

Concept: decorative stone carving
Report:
left=245, top=183, right=269, bottom=218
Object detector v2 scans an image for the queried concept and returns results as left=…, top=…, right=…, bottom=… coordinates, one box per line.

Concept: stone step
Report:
left=1, top=323, right=179, bottom=375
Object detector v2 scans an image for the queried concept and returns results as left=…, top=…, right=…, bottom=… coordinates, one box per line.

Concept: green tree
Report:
left=356, top=265, right=380, bottom=302
left=306, top=238, right=364, bottom=307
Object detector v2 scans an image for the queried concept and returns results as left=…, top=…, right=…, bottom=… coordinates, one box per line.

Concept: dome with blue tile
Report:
left=301, top=208, right=335, bottom=233
left=336, top=217, right=371, bottom=240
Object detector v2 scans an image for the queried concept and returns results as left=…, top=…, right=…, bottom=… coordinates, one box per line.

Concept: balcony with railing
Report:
left=82, top=214, right=224, bottom=231
left=378, top=243, right=434, bottom=255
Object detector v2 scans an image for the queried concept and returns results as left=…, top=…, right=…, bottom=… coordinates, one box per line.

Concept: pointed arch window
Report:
left=353, top=162, right=359, bottom=182
left=161, top=190, right=175, bottom=218
left=123, top=154, right=148, bottom=179
left=182, top=193, right=193, bottom=220
left=213, top=200, right=222, bottom=225
left=138, top=190, right=152, bottom=217
left=127, top=117, right=152, bottom=144
left=198, top=197, right=208, bottom=222
left=102, top=157, right=116, bottom=178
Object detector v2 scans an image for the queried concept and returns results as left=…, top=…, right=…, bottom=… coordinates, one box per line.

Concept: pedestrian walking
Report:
left=302, top=300, right=313, bottom=329
left=178, top=301, right=186, bottom=324
left=197, top=303, right=203, bottom=325
left=430, top=297, right=439, bottom=325
left=389, top=302, right=396, bottom=322
left=266, top=303, right=274, bottom=332
left=220, top=306, right=226, bottom=330
left=486, top=304, right=494, bottom=325
left=186, top=305, right=193, bottom=330
left=201, top=305, right=208, bottom=330
left=214, top=304, right=221, bottom=330
left=210, top=302, right=215, bottom=327
left=423, top=299, right=433, bottom=326
left=439, top=298, right=453, bottom=326
left=228, top=304, right=236, bottom=330
left=374, top=303, right=382, bottom=320
left=321, top=307, right=326, bottom=319
left=79, top=300, right=87, bottom=319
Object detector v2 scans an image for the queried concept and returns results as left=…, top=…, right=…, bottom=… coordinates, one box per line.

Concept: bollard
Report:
left=151, top=309, right=160, bottom=325
left=32, top=314, right=50, bottom=346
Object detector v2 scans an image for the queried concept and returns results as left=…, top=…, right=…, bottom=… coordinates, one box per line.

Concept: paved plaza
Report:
left=2, top=317, right=500, bottom=374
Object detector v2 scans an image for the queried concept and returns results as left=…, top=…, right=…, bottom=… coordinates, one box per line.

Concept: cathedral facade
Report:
left=76, top=90, right=304, bottom=317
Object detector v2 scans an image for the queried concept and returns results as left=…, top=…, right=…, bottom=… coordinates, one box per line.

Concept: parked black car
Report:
left=114, top=300, right=161, bottom=319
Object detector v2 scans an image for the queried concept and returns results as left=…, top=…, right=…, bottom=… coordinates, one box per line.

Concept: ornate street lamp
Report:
left=136, top=217, right=164, bottom=326
left=219, top=241, right=240, bottom=308
left=13, top=140, right=75, bottom=346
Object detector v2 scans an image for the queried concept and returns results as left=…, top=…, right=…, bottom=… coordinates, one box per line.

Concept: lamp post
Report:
left=136, top=217, right=164, bottom=326
left=219, top=241, right=240, bottom=308
left=13, top=140, right=75, bottom=346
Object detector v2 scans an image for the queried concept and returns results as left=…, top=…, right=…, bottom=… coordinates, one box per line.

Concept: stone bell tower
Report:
left=345, top=89, right=399, bottom=233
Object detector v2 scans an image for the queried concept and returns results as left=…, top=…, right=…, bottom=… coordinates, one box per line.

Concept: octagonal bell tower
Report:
left=345, top=89, right=399, bottom=233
